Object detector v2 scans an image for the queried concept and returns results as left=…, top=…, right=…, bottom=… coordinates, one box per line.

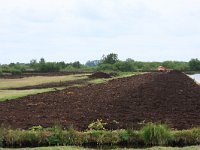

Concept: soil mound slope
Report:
left=1, top=71, right=200, bottom=130
left=89, top=72, right=112, bottom=78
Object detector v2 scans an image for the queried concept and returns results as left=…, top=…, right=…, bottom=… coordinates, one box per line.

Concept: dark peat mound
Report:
left=1, top=71, right=200, bottom=130
left=89, top=72, right=112, bottom=79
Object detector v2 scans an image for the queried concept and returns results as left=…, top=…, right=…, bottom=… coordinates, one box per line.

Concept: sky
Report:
left=0, top=0, right=200, bottom=64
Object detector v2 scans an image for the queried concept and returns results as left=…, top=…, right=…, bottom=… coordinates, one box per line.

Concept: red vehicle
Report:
left=158, top=66, right=167, bottom=72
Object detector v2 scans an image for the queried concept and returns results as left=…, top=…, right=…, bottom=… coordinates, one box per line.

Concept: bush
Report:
left=114, top=61, right=136, bottom=72
left=38, top=62, right=60, bottom=72
left=139, top=123, right=173, bottom=146
left=173, top=128, right=200, bottom=146
left=97, top=64, right=114, bottom=71
left=0, top=128, right=3, bottom=147
left=47, top=125, right=65, bottom=146
left=63, top=129, right=85, bottom=145
left=88, top=119, right=107, bottom=130
left=10, top=68, right=22, bottom=75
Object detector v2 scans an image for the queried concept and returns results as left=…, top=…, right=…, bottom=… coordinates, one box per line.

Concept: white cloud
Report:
left=0, top=0, right=200, bottom=64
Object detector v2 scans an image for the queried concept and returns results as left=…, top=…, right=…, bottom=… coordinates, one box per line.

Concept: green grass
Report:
left=0, top=88, right=65, bottom=102
left=0, top=74, right=89, bottom=89
left=1, top=146, right=200, bottom=150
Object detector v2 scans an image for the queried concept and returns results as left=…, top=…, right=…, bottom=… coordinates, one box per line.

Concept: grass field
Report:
left=1, top=146, right=200, bottom=150
left=0, top=74, right=88, bottom=89
left=0, top=74, right=89, bottom=101
left=0, top=88, right=65, bottom=102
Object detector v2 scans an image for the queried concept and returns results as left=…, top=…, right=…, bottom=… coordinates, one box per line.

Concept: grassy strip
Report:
left=0, top=74, right=89, bottom=89
left=1, top=146, right=200, bottom=150
left=0, top=87, right=65, bottom=102
left=1, top=123, right=200, bottom=148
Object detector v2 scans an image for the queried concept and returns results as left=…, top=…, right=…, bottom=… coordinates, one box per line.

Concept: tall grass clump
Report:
left=140, top=123, right=173, bottom=146
left=0, top=128, right=3, bottom=147
left=172, top=128, right=200, bottom=146
left=47, top=124, right=65, bottom=146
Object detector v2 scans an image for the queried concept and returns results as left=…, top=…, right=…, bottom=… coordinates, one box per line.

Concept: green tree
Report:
left=72, top=61, right=81, bottom=68
left=101, top=53, right=119, bottom=64
left=39, top=58, right=45, bottom=64
left=189, top=58, right=200, bottom=71
left=114, top=61, right=136, bottom=72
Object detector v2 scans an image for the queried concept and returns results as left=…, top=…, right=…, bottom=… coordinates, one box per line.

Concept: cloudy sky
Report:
left=0, top=0, right=200, bottom=64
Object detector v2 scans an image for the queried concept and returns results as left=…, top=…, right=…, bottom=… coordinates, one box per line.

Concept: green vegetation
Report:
left=0, top=88, right=64, bottom=102
left=0, top=74, right=88, bottom=89
left=189, top=58, right=200, bottom=71
left=140, top=123, right=173, bottom=146
left=1, top=53, right=199, bottom=75
left=1, top=123, right=200, bottom=148
left=1, top=146, right=200, bottom=150
left=0, top=74, right=90, bottom=101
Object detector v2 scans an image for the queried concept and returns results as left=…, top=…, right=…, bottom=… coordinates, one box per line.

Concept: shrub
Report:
left=173, top=128, right=200, bottom=146
left=114, top=61, right=136, bottom=72
left=47, top=125, right=65, bottom=146
left=88, top=119, right=107, bottom=130
left=139, top=123, right=173, bottom=146
left=0, top=128, right=3, bottom=147
left=63, top=128, right=85, bottom=145
left=38, top=62, right=60, bottom=72
left=126, top=129, right=143, bottom=146
left=10, top=68, right=22, bottom=75
left=29, top=125, right=43, bottom=131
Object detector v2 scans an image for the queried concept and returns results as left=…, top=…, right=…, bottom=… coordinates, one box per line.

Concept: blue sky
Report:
left=0, top=0, right=200, bottom=64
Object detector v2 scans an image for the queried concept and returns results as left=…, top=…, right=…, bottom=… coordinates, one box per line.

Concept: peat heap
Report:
left=89, top=72, right=112, bottom=79
left=1, top=71, right=200, bottom=130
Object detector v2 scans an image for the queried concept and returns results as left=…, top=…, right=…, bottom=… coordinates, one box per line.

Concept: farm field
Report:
left=1, top=71, right=200, bottom=148
left=0, top=72, right=137, bottom=102
left=0, top=71, right=200, bottom=130
left=0, top=74, right=89, bottom=89
left=0, top=73, right=91, bottom=101
left=0, top=88, right=63, bottom=102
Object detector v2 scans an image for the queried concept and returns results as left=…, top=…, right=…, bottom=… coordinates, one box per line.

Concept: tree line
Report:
left=0, top=53, right=200, bottom=75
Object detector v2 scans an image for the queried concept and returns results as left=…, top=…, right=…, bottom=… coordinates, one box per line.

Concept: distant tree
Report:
left=72, top=61, right=81, bottom=68
left=38, top=62, right=60, bottom=72
left=85, top=60, right=100, bottom=67
left=39, top=58, right=45, bottom=64
left=114, top=61, right=136, bottom=72
left=30, top=59, right=37, bottom=69
left=189, top=58, right=200, bottom=71
left=101, top=53, right=119, bottom=64
left=57, top=61, right=66, bottom=69
left=97, top=64, right=114, bottom=71
left=126, top=58, right=135, bottom=62
left=9, top=63, right=15, bottom=67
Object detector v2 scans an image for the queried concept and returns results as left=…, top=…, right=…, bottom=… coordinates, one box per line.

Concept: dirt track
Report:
left=1, top=71, right=200, bottom=130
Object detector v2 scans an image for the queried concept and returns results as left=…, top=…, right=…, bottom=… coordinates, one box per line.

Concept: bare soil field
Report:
left=0, top=71, right=200, bottom=130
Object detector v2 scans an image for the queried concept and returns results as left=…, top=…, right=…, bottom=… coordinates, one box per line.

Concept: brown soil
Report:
left=89, top=72, right=112, bottom=79
left=1, top=71, right=200, bottom=130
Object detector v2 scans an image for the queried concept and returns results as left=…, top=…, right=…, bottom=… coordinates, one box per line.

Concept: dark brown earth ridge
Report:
left=1, top=71, right=200, bottom=130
